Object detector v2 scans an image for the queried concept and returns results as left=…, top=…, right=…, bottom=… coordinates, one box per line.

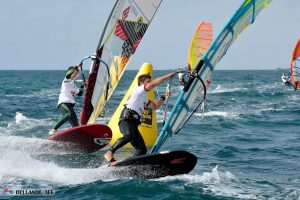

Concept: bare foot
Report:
left=109, top=161, right=117, bottom=166
left=104, top=150, right=113, bottom=162
left=48, top=129, right=56, bottom=136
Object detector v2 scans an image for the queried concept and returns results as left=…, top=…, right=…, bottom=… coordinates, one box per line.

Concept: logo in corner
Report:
left=1, top=188, right=11, bottom=196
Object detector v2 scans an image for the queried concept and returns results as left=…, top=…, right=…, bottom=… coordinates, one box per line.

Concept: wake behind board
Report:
left=110, top=150, right=197, bottom=179
left=47, top=124, right=112, bottom=153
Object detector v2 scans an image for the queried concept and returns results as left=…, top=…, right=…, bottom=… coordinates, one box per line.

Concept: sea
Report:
left=0, top=69, right=299, bottom=200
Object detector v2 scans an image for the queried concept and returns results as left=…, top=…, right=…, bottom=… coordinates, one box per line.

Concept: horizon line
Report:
left=0, top=68, right=289, bottom=71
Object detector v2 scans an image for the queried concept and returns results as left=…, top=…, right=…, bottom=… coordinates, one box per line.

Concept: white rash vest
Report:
left=125, top=85, right=149, bottom=116
left=57, top=78, right=80, bottom=106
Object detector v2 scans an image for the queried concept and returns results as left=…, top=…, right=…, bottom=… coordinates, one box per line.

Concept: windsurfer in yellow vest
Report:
left=48, top=66, right=85, bottom=135
left=104, top=71, right=177, bottom=164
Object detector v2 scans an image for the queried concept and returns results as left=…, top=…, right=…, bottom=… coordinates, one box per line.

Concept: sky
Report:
left=0, top=0, right=299, bottom=70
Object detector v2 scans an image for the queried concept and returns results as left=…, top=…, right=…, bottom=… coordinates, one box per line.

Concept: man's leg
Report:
left=49, top=103, right=71, bottom=134
left=67, top=104, right=79, bottom=127
left=130, top=125, right=147, bottom=156
left=104, top=120, right=134, bottom=161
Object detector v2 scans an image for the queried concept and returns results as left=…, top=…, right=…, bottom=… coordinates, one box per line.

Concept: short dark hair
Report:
left=138, top=74, right=151, bottom=86
left=66, top=66, right=78, bottom=78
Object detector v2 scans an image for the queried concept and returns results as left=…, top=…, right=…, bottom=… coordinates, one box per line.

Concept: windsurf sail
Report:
left=187, top=21, right=213, bottom=71
left=108, top=62, right=158, bottom=147
left=151, top=0, right=272, bottom=153
left=81, top=0, right=162, bottom=125
left=290, top=38, right=300, bottom=90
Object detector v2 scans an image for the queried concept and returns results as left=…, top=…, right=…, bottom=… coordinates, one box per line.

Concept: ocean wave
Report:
left=0, top=135, right=47, bottom=154
left=0, top=112, right=53, bottom=136
left=195, top=111, right=239, bottom=119
left=256, top=83, right=288, bottom=95
left=260, top=107, right=283, bottom=113
left=210, top=85, right=247, bottom=94
left=4, top=89, right=58, bottom=98
left=156, top=166, right=259, bottom=199
left=288, top=93, right=300, bottom=101
left=155, top=110, right=239, bottom=124
left=0, top=150, right=119, bottom=186
left=156, top=110, right=169, bottom=123
left=156, top=165, right=236, bottom=184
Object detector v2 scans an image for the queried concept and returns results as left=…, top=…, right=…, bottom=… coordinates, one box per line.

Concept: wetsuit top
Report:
left=125, top=85, right=149, bottom=116
left=57, top=78, right=82, bottom=106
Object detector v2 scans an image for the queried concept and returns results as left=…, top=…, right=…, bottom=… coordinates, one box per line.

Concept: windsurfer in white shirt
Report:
left=48, top=66, right=85, bottom=135
left=281, top=73, right=293, bottom=87
left=104, top=71, right=177, bottom=164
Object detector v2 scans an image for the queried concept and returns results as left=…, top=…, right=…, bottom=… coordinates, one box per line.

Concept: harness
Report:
left=119, top=106, right=141, bottom=125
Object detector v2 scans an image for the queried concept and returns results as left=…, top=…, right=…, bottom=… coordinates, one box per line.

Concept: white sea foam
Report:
left=3, top=112, right=52, bottom=134
left=288, top=93, right=300, bottom=102
left=0, top=134, right=121, bottom=185
left=156, top=109, right=170, bottom=123
left=156, top=109, right=239, bottom=123
left=261, top=107, right=282, bottom=113
left=157, top=166, right=258, bottom=199
left=157, top=165, right=236, bottom=183
left=0, top=150, right=118, bottom=186
left=5, top=89, right=58, bottom=98
left=15, top=112, right=28, bottom=124
left=195, top=111, right=239, bottom=119
left=0, top=135, right=47, bottom=154
left=256, top=83, right=279, bottom=93
left=211, top=85, right=247, bottom=94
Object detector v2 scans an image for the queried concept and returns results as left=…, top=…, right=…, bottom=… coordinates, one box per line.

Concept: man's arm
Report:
left=144, top=72, right=176, bottom=91
left=77, top=82, right=85, bottom=96
left=147, top=95, right=166, bottom=110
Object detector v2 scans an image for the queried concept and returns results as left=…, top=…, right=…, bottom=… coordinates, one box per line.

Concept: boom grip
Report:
left=183, top=60, right=204, bottom=92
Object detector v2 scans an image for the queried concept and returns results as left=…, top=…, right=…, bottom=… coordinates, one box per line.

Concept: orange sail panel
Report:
left=187, top=21, right=213, bottom=71
left=290, top=38, right=300, bottom=90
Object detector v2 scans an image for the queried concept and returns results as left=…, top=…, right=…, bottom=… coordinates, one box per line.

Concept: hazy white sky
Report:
left=0, top=0, right=299, bottom=70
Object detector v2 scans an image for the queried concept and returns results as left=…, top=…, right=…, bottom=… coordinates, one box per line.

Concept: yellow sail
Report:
left=108, top=62, right=157, bottom=147
left=187, top=21, right=213, bottom=71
